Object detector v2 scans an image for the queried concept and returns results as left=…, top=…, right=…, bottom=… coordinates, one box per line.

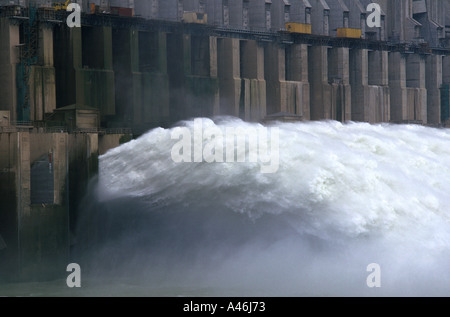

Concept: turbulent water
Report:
left=73, top=117, right=450, bottom=297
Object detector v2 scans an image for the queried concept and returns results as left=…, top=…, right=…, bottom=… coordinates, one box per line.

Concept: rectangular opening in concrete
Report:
left=240, top=40, right=256, bottom=79
left=30, top=153, right=54, bottom=205
left=328, top=48, right=339, bottom=84
left=191, top=35, right=210, bottom=77
left=82, top=27, right=104, bottom=69
left=368, top=50, right=377, bottom=85
left=112, top=29, right=133, bottom=122
left=285, top=45, right=294, bottom=81
left=53, top=26, right=76, bottom=108
left=167, top=33, right=185, bottom=121
left=139, top=31, right=159, bottom=73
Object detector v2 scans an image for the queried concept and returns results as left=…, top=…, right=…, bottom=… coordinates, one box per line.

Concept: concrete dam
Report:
left=1, top=0, right=450, bottom=284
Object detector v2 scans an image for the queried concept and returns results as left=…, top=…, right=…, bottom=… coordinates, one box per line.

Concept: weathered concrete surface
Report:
left=0, top=130, right=132, bottom=282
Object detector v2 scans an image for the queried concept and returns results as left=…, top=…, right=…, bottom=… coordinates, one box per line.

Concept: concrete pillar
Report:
left=248, top=0, right=271, bottom=31
left=0, top=130, right=102, bottom=281
left=309, top=45, right=331, bottom=120
left=442, top=56, right=450, bottom=123
left=310, top=0, right=330, bottom=36
left=443, top=56, right=450, bottom=85
left=265, top=42, right=285, bottom=114
left=389, top=52, right=408, bottom=122
left=426, top=54, right=443, bottom=124
left=406, top=54, right=427, bottom=123
left=0, top=18, right=20, bottom=122
left=30, top=25, right=56, bottom=122
left=285, top=43, right=310, bottom=120
left=368, top=50, right=390, bottom=122
left=328, top=47, right=352, bottom=122
left=239, top=40, right=266, bottom=121
left=349, top=48, right=368, bottom=122
left=379, top=0, right=420, bottom=43
left=217, top=38, right=241, bottom=117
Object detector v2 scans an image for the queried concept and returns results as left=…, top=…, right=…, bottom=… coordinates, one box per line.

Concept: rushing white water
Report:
left=85, top=117, right=450, bottom=296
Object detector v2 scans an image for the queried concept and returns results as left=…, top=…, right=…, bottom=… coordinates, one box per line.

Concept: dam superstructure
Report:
left=1, top=0, right=450, bottom=281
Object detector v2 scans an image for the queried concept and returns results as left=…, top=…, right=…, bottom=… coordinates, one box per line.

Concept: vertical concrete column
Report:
left=209, top=36, right=220, bottom=115
left=443, top=56, right=450, bottom=85
left=285, top=43, right=310, bottom=120
left=265, top=42, right=286, bottom=114
left=16, top=132, right=30, bottom=280
left=442, top=56, right=450, bottom=124
left=217, top=38, right=241, bottom=117
left=31, top=25, right=56, bottom=122
left=239, top=40, right=266, bottom=121
left=310, top=0, right=330, bottom=36
left=349, top=48, right=370, bottom=122
left=72, top=27, right=84, bottom=108
left=52, top=133, right=68, bottom=205
left=389, top=52, right=408, bottom=122
left=406, top=54, right=427, bottom=123
left=368, top=50, right=390, bottom=122
left=328, top=47, right=351, bottom=122
left=129, top=28, right=141, bottom=125
left=0, top=18, right=20, bottom=122
left=17, top=132, right=31, bottom=219
left=426, top=54, right=443, bottom=124
left=156, top=32, right=169, bottom=121
left=309, top=45, right=331, bottom=120
left=102, top=26, right=113, bottom=71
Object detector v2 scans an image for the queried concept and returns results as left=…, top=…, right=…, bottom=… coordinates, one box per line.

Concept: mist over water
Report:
left=74, top=118, right=450, bottom=296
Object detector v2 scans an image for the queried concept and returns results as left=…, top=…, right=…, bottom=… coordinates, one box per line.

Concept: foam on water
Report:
left=80, top=118, right=450, bottom=296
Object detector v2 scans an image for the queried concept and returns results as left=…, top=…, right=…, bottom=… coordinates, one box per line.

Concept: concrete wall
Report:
left=310, top=0, right=330, bottom=36
left=289, top=0, right=311, bottom=24
left=0, top=128, right=131, bottom=282
left=206, top=0, right=228, bottom=26
left=0, top=132, right=70, bottom=281
left=0, top=18, right=19, bottom=122
left=2, top=2, right=450, bottom=127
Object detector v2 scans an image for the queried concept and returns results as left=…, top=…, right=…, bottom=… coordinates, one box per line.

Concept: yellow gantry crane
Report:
left=53, top=0, right=72, bottom=11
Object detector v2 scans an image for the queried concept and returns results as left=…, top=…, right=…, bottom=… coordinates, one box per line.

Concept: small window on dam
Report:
left=31, top=154, right=54, bottom=205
